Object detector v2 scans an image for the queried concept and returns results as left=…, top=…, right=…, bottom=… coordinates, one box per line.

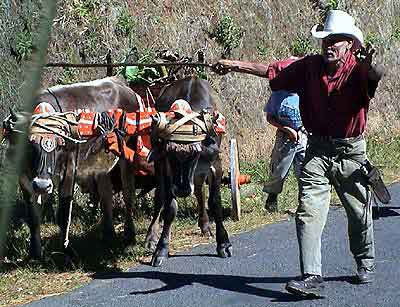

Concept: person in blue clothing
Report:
left=263, top=73, right=307, bottom=212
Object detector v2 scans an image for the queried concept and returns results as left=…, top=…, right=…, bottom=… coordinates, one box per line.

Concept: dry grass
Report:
left=2, top=134, right=400, bottom=306
left=3, top=0, right=400, bottom=159
left=1, top=1, right=400, bottom=306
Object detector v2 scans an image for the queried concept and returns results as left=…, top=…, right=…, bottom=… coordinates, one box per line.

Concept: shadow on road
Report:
left=92, top=270, right=337, bottom=302
left=372, top=206, right=400, bottom=220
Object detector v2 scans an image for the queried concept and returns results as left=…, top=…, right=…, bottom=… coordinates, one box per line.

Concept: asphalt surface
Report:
left=21, top=183, right=400, bottom=307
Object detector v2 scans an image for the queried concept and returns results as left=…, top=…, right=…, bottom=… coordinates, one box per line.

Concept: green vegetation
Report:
left=364, top=32, right=385, bottom=48
left=15, top=29, right=33, bottom=61
left=325, top=0, right=340, bottom=10
left=115, top=9, right=136, bottom=38
left=290, top=36, right=317, bottom=57
left=138, top=48, right=156, bottom=64
left=211, top=15, right=244, bottom=57
left=391, top=19, right=400, bottom=41
left=73, top=0, right=101, bottom=18
left=58, top=67, right=79, bottom=85
left=256, top=42, right=269, bottom=58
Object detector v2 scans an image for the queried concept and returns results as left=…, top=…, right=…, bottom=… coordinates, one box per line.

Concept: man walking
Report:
left=263, top=58, right=307, bottom=212
left=214, top=10, right=383, bottom=298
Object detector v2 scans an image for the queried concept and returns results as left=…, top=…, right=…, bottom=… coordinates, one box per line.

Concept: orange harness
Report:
left=76, top=94, right=156, bottom=173
left=31, top=98, right=227, bottom=177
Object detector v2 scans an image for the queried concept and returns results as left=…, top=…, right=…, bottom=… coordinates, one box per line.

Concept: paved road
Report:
left=21, top=184, right=400, bottom=307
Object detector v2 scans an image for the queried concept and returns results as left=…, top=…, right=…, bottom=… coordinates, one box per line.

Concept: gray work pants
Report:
left=296, top=136, right=374, bottom=276
left=263, top=129, right=307, bottom=194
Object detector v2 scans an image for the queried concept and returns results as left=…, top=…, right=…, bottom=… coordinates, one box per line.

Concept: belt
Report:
left=309, top=134, right=364, bottom=145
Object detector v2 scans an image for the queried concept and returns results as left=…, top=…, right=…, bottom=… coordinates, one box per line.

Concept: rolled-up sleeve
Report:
left=269, top=58, right=307, bottom=94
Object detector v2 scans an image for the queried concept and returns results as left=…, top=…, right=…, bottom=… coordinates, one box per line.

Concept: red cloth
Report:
left=267, top=57, right=298, bottom=79
left=269, top=53, right=372, bottom=138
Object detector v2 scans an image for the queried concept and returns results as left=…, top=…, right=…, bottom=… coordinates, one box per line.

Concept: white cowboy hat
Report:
left=311, top=10, right=364, bottom=46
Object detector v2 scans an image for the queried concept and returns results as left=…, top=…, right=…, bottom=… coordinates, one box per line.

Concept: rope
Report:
left=30, top=112, right=87, bottom=144
left=31, top=121, right=86, bottom=144
left=64, top=145, right=79, bottom=249
left=63, top=196, right=73, bottom=248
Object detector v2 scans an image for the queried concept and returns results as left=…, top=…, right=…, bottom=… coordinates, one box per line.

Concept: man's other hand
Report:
left=282, top=126, right=299, bottom=143
left=212, top=60, right=236, bottom=75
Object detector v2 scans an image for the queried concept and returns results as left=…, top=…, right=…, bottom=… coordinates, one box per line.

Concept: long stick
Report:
left=0, top=1, right=58, bottom=257
left=45, top=62, right=215, bottom=69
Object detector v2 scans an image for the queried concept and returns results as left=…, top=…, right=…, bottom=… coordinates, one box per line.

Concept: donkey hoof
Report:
left=151, top=255, right=167, bottom=267
left=200, top=225, right=213, bottom=238
left=145, top=239, right=158, bottom=252
left=217, top=243, right=232, bottom=258
left=124, top=228, right=137, bottom=245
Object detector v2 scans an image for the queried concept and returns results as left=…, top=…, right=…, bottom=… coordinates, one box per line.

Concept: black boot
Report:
left=285, top=274, right=324, bottom=298
left=356, top=266, right=374, bottom=284
left=265, top=193, right=278, bottom=212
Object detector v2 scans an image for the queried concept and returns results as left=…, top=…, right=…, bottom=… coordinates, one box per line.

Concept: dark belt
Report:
left=309, top=134, right=364, bottom=145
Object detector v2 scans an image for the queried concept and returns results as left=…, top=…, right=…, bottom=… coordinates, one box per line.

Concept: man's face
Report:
left=322, top=35, right=354, bottom=64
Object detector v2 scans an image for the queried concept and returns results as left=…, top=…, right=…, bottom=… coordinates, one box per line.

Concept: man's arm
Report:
left=213, top=60, right=269, bottom=77
left=355, top=45, right=384, bottom=98
left=367, top=64, right=384, bottom=98
left=266, top=113, right=299, bottom=142
left=269, top=58, right=306, bottom=93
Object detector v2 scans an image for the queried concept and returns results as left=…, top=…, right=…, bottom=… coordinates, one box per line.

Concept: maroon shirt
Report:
left=269, top=53, right=376, bottom=138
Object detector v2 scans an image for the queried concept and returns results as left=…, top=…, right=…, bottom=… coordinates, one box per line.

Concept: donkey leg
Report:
left=26, top=200, right=42, bottom=259
left=120, top=160, right=136, bottom=244
left=194, top=174, right=212, bottom=237
left=23, top=194, right=42, bottom=259
left=56, top=152, right=79, bottom=265
left=208, top=161, right=232, bottom=258
left=144, top=194, right=162, bottom=251
left=96, top=174, right=115, bottom=241
left=20, top=176, right=42, bottom=260
left=151, top=190, right=176, bottom=267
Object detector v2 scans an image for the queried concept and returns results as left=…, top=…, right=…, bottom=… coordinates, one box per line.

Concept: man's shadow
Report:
left=372, top=206, right=400, bottom=220
left=91, top=271, right=352, bottom=302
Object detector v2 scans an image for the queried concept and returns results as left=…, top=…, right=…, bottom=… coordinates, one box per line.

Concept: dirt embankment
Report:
left=1, top=0, right=399, bottom=162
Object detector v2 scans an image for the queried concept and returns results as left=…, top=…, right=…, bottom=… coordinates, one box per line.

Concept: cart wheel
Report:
left=230, top=138, right=241, bottom=221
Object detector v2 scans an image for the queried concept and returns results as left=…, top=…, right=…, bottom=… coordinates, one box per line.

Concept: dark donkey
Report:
left=146, top=76, right=232, bottom=266
left=3, top=76, right=141, bottom=259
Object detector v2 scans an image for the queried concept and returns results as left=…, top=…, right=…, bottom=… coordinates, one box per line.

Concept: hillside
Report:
left=1, top=0, right=400, bottom=161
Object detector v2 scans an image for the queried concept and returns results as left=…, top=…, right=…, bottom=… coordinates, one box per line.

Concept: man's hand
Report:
left=212, top=60, right=237, bottom=75
left=355, top=44, right=383, bottom=81
left=355, top=43, right=375, bottom=68
left=282, top=126, right=299, bottom=143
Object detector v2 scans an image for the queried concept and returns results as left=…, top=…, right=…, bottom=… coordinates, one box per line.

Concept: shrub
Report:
left=364, top=32, right=385, bottom=48
left=116, top=9, right=136, bottom=37
left=290, top=36, right=316, bottom=57
left=391, top=19, right=400, bottom=41
left=256, top=42, right=269, bottom=58
left=15, top=29, right=33, bottom=61
left=73, top=0, right=101, bottom=18
left=211, top=15, right=244, bottom=57
left=325, top=0, right=340, bottom=10
left=58, top=67, right=79, bottom=85
left=138, top=48, right=156, bottom=64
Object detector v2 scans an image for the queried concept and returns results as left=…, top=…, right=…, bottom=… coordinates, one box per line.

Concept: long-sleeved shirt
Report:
left=268, top=53, right=380, bottom=138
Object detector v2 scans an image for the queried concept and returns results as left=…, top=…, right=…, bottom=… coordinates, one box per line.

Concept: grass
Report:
left=2, top=133, right=399, bottom=306
left=2, top=0, right=400, bottom=305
